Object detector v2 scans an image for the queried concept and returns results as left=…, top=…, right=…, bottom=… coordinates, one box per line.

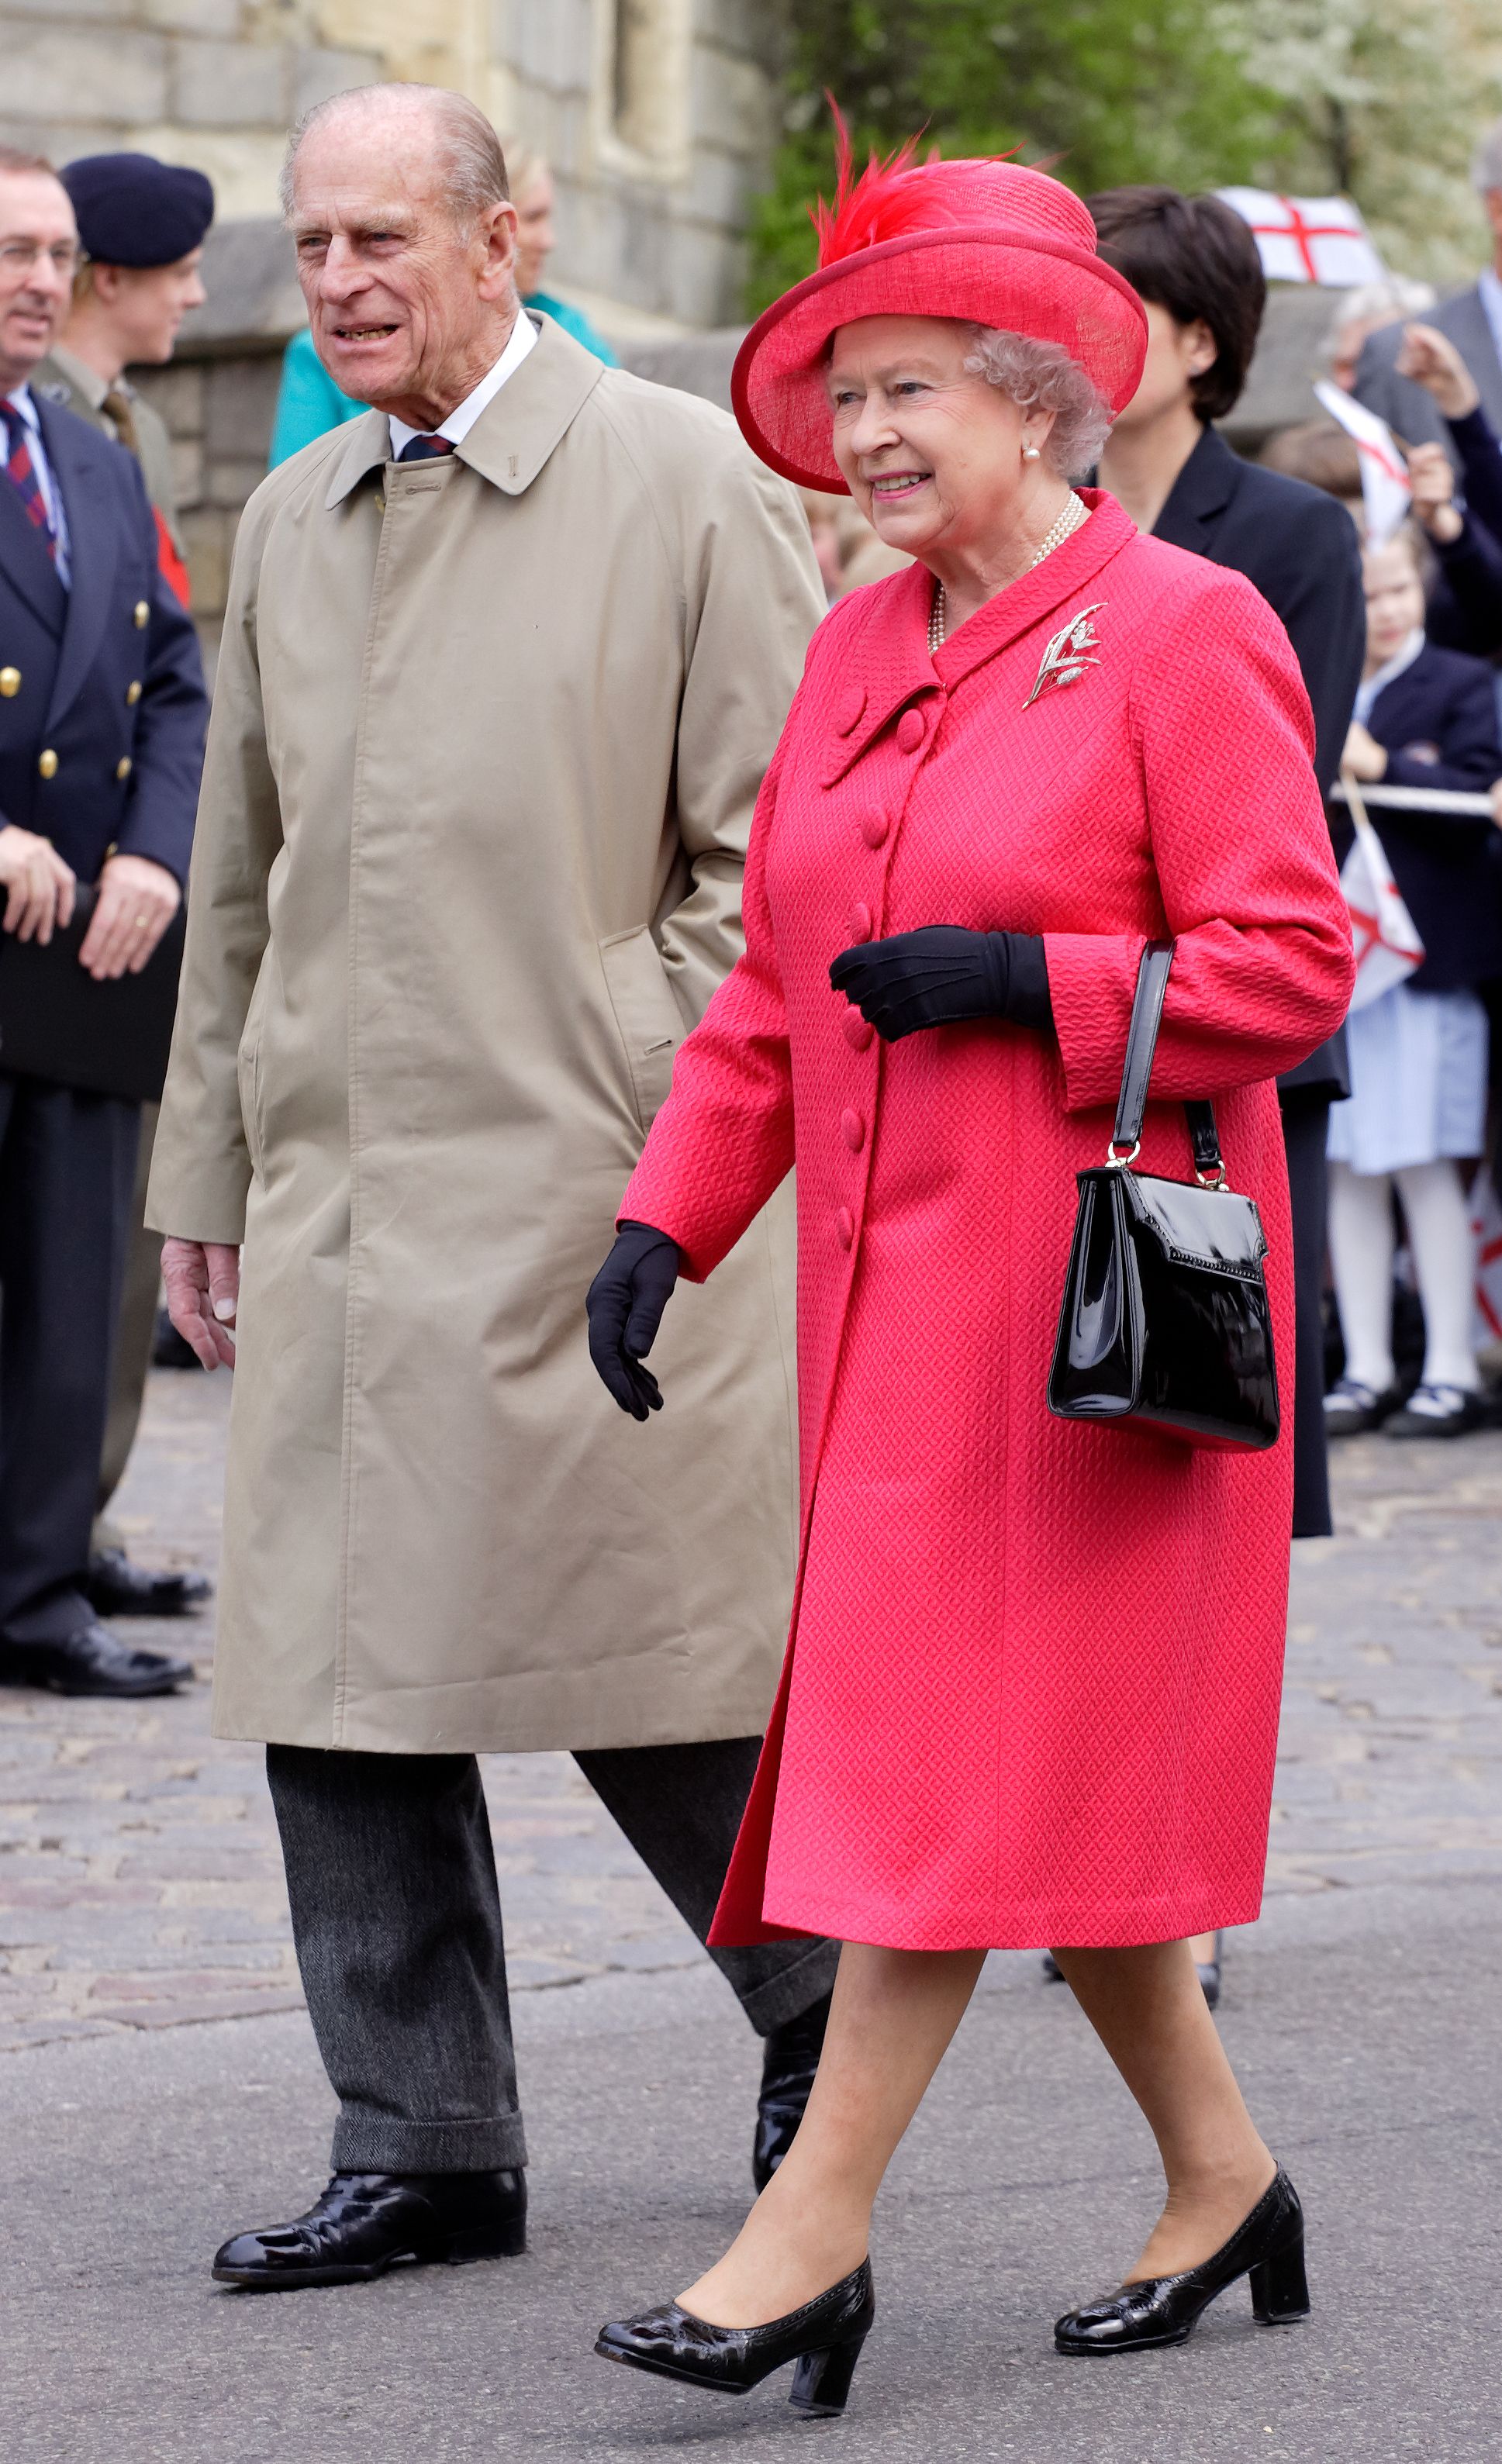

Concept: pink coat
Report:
left=623, top=493, right=1355, bottom=1951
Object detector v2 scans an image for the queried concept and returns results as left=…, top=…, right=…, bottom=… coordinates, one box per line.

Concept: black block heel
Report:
left=1249, top=2231, right=1310, bottom=2323
left=1055, top=2168, right=1308, bottom=2355
left=789, top=2332, right=867, bottom=2416
left=596, top=2258, right=875, bottom=2411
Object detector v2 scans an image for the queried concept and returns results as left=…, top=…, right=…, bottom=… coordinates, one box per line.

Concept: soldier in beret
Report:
left=32, top=150, right=216, bottom=1626
left=0, top=147, right=208, bottom=1696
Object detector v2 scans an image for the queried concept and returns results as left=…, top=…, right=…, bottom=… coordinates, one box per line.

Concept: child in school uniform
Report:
left=1327, top=523, right=1502, bottom=1435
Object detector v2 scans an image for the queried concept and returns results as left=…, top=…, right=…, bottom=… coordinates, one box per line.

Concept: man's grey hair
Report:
left=1473, top=116, right=1502, bottom=193
left=963, top=329, right=1113, bottom=481
left=280, top=82, right=509, bottom=223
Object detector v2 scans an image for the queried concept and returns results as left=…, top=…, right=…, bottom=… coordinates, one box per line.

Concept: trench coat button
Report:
left=837, top=1206, right=855, bottom=1250
left=861, top=809, right=889, bottom=849
left=125, top=679, right=142, bottom=705
left=837, top=685, right=866, bottom=736
left=115, top=755, right=133, bottom=782
left=841, top=1107, right=866, bottom=1152
left=0, top=667, right=19, bottom=697
left=37, top=748, right=57, bottom=779
left=133, top=600, right=150, bottom=628
left=896, top=707, right=926, bottom=754
left=843, top=1010, right=875, bottom=1052
left=848, top=901, right=872, bottom=943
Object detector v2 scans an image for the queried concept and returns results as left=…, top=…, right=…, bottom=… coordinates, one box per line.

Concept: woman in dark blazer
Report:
left=1089, top=185, right=1364, bottom=1548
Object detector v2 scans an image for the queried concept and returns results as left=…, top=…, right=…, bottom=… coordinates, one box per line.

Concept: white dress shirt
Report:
left=1477, top=266, right=1502, bottom=383
left=388, top=310, right=538, bottom=462
left=2, top=382, right=72, bottom=585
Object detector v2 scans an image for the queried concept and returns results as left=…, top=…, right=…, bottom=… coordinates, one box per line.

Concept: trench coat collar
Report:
left=824, top=490, right=1137, bottom=782
left=322, top=312, right=606, bottom=510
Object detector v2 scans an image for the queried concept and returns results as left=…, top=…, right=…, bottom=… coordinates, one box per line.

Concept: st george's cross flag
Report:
left=1215, top=189, right=1386, bottom=287
left=1337, top=775, right=1424, bottom=1013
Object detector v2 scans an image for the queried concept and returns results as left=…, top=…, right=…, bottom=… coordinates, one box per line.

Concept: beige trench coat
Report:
left=147, top=315, right=824, bottom=1753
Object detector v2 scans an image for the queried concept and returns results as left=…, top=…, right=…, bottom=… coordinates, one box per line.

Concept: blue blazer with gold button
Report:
left=0, top=392, right=206, bottom=888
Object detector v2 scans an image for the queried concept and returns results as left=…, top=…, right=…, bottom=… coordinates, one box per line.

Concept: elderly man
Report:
left=1355, top=118, right=1502, bottom=453
left=148, top=83, right=834, bottom=2290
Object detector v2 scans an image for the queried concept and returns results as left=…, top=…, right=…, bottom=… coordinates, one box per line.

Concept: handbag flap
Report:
left=1119, top=1169, right=1268, bottom=1279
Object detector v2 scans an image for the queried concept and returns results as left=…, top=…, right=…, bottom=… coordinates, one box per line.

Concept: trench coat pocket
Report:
left=236, top=958, right=271, bottom=1179
left=599, top=925, right=687, bottom=1133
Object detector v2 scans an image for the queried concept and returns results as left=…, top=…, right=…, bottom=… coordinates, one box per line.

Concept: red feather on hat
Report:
left=811, top=100, right=1020, bottom=268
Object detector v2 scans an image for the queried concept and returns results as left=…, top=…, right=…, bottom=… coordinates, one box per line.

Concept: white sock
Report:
left=1328, top=1162, right=1397, bottom=1393
left=1395, top=1160, right=1480, bottom=1391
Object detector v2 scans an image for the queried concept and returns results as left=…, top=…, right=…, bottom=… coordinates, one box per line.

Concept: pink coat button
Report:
left=837, top=1207, right=855, bottom=1250
left=841, top=1107, right=866, bottom=1152
left=848, top=902, right=873, bottom=943
left=861, top=809, right=889, bottom=849
left=837, top=685, right=867, bottom=737
left=896, top=707, right=926, bottom=754
left=843, top=1011, right=874, bottom=1051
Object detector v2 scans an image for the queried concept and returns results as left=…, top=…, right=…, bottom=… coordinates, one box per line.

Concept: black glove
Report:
left=829, top=925, right=1051, bottom=1042
left=587, top=1220, right=681, bottom=1420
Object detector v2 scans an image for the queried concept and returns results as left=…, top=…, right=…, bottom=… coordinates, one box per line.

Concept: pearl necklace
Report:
left=927, top=492, right=1090, bottom=656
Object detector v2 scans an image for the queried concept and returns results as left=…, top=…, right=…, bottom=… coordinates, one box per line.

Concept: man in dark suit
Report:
left=1353, top=119, right=1502, bottom=458
left=0, top=146, right=207, bottom=1696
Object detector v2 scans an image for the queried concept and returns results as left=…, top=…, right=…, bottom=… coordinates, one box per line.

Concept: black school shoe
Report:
left=1323, top=1377, right=1400, bottom=1436
left=1384, top=1382, right=1484, bottom=1437
left=212, top=2169, right=527, bottom=2289
left=1055, top=2167, right=1308, bottom=2354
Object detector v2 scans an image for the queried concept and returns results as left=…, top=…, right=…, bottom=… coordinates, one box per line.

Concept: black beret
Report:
left=60, top=154, right=215, bottom=269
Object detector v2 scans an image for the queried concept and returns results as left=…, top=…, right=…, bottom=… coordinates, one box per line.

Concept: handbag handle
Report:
left=1109, top=941, right=1224, bottom=1185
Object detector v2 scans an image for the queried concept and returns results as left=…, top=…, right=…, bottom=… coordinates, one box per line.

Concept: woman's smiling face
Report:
left=826, top=314, right=1052, bottom=562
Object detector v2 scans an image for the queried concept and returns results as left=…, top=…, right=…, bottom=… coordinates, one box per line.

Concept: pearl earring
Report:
left=1022, top=443, right=1041, bottom=461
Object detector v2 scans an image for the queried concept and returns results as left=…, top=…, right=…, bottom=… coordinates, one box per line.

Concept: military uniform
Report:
left=0, top=388, right=205, bottom=1676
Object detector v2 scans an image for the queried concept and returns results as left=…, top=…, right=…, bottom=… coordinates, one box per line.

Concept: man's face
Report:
left=92, top=249, right=206, bottom=365
left=0, top=171, right=78, bottom=390
left=289, top=115, right=517, bottom=413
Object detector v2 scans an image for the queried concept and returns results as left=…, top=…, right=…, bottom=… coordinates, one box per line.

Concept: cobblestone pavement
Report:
left=2, top=1368, right=1500, bottom=2053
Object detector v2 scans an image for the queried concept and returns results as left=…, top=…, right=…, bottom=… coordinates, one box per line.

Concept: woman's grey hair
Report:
left=280, top=83, right=509, bottom=224
left=962, top=328, right=1113, bottom=480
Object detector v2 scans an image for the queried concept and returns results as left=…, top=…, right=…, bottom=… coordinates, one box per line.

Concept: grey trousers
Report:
left=267, top=1738, right=839, bottom=2175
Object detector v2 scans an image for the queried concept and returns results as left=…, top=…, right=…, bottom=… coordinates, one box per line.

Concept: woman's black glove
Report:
left=586, top=1220, right=681, bottom=1420
left=829, top=925, right=1051, bottom=1042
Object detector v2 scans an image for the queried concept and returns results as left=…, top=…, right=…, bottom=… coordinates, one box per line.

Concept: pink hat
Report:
left=731, top=133, right=1148, bottom=495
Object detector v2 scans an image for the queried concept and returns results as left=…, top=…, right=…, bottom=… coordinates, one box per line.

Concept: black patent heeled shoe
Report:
left=1055, top=2167, right=1307, bottom=2354
left=596, top=2258, right=874, bottom=2416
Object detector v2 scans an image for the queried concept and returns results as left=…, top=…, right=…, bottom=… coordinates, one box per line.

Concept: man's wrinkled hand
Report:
left=161, top=1237, right=240, bottom=1370
left=0, top=823, right=74, bottom=944
left=78, top=851, right=181, bottom=982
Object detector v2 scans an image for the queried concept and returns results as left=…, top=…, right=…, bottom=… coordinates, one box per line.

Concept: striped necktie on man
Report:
left=0, top=402, right=58, bottom=562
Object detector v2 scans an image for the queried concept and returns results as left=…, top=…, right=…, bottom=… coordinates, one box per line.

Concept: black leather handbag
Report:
left=1048, top=941, right=1279, bottom=1451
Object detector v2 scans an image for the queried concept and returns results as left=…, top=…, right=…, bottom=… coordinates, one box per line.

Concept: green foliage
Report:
left=746, top=0, right=1280, bottom=312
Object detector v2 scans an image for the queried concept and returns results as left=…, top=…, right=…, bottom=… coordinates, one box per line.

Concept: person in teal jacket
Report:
left=268, top=147, right=617, bottom=468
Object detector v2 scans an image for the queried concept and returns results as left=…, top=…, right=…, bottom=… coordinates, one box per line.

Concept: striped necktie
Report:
left=397, top=433, right=457, bottom=462
left=1, top=402, right=57, bottom=562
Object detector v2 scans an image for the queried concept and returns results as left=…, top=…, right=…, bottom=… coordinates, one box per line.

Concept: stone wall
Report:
left=0, top=2, right=780, bottom=332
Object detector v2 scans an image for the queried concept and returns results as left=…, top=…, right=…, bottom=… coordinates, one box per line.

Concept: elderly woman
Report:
left=585, top=141, right=1353, bottom=2414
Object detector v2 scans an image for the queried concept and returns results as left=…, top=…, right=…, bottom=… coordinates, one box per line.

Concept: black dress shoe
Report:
left=596, top=2258, right=873, bottom=2416
left=0, top=1622, right=193, bottom=1698
left=753, top=1989, right=830, bottom=2191
left=212, top=2169, right=527, bottom=2290
left=1055, top=2167, right=1307, bottom=2354
left=85, top=1548, right=212, bottom=1619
